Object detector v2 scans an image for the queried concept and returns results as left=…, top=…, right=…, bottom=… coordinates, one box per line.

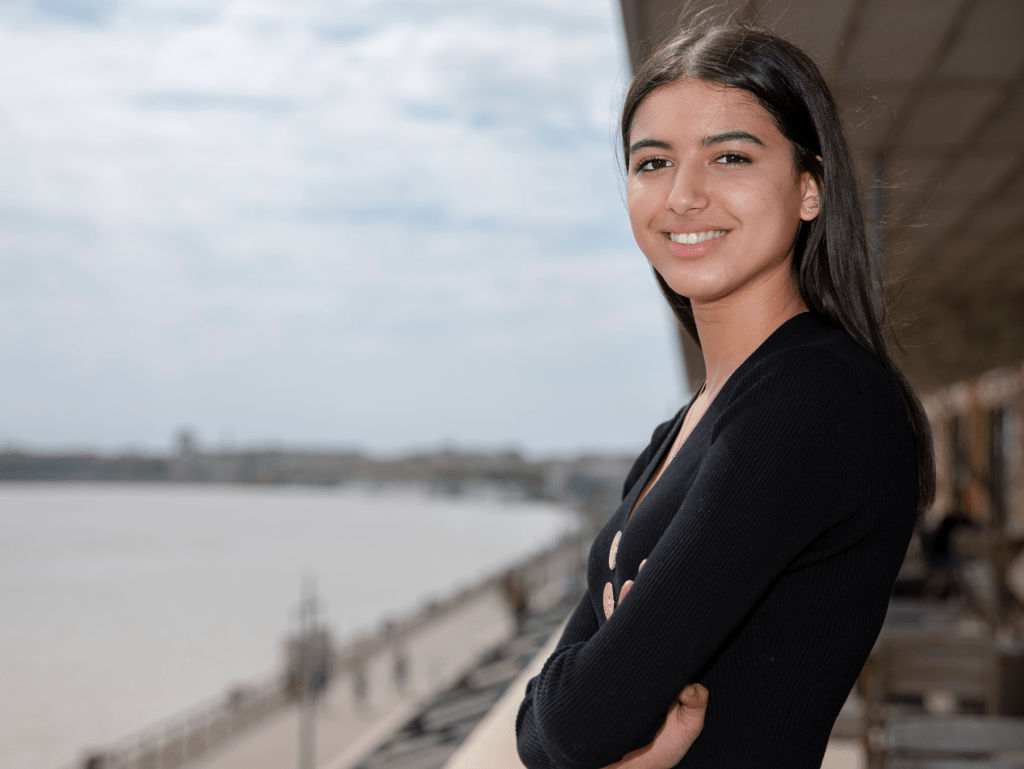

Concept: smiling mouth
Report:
left=669, top=230, right=727, bottom=245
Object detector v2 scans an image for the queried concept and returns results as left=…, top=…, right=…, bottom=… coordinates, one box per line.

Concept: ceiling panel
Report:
left=937, top=0, right=1024, bottom=80
left=960, top=200, right=1024, bottom=236
left=752, top=0, right=855, bottom=71
left=917, top=191, right=974, bottom=229
left=618, top=0, right=689, bottom=67
left=841, top=0, right=962, bottom=82
left=898, top=86, right=1004, bottom=150
left=975, top=87, right=1024, bottom=147
left=990, top=238, right=1024, bottom=290
left=1005, top=167, right=1024, bottom=198
left=838, top=85, right=911, bottom=153
left=938, top=237, right=985, bottom=269
left=904, top=199, right=975, bottom=270
left=964, top=240, right=1024, bottom=286
left=938, top=151, right=1020, bottom=198
left=938, top=239, right=1003, bottom=284
left=889, top=152, right=944, bottom=194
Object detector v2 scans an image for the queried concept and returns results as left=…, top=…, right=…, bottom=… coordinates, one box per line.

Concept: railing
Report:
left=59, top=530, right=585, bottom=769
left=66, top=673, right=286, bottom=769
left=335, top=529, right=584, bottom=669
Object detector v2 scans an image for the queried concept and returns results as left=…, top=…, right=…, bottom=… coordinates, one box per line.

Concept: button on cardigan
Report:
left=515, top=313, right=918, bottom=769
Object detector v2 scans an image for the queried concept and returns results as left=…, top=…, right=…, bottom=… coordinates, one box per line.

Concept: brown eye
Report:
left=714, top=153, right=750, bottom=166
left=635, top=156, right=671, bottom=174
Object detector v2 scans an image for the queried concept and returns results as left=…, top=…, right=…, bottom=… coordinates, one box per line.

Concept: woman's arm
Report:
left=604, top=684, right=709, bottom=769
left=517, top=592, right=600, bottom=769
left=517, top=348, right=865, bottom=769
left=598, top=565, right=708, bottom=769
left=519, top=563, right=709, bottom=769
left=520, top=674, right=708, bottom=769
left=517, top=417, right=680, bottom=769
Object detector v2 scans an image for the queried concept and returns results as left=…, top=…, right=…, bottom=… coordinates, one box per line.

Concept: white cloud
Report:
left=0, top=0, right=683, bottom=454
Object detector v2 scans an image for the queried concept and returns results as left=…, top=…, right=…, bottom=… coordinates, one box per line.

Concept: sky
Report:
left=0, top=0, right=687, bottom=457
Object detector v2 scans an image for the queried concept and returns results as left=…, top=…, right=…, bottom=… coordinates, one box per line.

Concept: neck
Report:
left=691, top=276, right=807, bottom=394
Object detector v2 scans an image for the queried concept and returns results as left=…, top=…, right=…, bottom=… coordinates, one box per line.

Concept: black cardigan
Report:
left=516, top=313, right=917, bottom=768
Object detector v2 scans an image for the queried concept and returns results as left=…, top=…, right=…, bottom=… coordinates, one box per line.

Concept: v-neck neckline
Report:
left=621, top=312, right=815, bottom=524
left=625, top=386, right=702, bottom=522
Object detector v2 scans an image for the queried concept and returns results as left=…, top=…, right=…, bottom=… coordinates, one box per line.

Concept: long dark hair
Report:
left=621, top=20, right=935, bottom=513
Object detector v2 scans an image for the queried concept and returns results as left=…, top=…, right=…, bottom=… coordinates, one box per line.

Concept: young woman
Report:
left=516, top=18, right=934, bottom=769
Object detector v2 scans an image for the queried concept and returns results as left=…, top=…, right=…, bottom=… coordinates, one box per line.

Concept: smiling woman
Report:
left=515, top=16, right=935, bottom=769
left=626, top=81, right=819, bottom=311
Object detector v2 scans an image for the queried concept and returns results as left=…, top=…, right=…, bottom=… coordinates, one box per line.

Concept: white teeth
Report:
left=669, top=230, right=727, bottom=245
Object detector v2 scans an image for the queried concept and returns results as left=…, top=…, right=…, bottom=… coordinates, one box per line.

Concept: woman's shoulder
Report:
left=732, top=312, right=897, bottom=403
left=711, top=313, right=912, bottom=454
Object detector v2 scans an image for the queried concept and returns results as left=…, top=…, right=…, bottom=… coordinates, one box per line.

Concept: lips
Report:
left=668, top=230, right=727, bottom=245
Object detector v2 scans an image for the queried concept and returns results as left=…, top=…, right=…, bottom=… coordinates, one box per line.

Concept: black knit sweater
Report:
left=516, top=313, right=917, bottom=768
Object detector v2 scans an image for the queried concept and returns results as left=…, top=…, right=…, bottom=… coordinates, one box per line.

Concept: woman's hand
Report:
left=601, top=683, right=709, bottom=769
left=600, top=559, right=709, bottom=769
left=616, top=558, right=646, bottom=606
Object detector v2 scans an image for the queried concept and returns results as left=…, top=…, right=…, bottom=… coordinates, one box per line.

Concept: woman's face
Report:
left=626, top=79, right=819, bottom=311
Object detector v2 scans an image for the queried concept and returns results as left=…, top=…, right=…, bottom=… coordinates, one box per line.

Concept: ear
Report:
left=799, top=157, right=822, bottom=222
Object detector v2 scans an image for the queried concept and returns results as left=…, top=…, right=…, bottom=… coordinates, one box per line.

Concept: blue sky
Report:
left=0, top=0, right=686, bottom=456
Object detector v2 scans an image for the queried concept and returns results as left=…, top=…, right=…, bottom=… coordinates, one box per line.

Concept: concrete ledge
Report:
left=443, top=622, right=563, bottom=769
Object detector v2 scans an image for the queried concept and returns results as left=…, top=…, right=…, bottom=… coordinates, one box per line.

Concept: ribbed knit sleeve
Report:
left=516, top=345, right=867, bottom=769
left=516, top=432, right=667, bottom=769
left=516, top=594, right=601, bottom=769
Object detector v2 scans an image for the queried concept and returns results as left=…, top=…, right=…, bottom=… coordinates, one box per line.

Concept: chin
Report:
left=656, top=270, right=732, bottom=304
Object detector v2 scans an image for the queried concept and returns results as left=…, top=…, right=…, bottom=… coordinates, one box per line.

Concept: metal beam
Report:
left=831, top=0, right=870, bottom=72
left=914, top=149, right=1024, bottom=294
left=893, top=62, right=1024, bottom=242
left=888, top=0, right=984, bottom=149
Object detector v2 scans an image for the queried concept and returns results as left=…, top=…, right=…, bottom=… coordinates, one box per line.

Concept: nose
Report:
left=665, top=161, right=709, bottom=214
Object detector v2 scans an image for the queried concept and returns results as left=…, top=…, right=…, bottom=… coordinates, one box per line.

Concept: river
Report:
left=0, top=482, right=575, bottom=769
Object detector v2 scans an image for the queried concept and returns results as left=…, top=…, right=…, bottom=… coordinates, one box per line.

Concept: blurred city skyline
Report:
left=0, top=0, right=686, bottom=457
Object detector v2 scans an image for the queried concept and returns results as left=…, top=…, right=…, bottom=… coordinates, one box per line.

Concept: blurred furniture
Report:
left=883, top=715, right=1024, bottom=768
left=861, top=631, right=1000, bottom=768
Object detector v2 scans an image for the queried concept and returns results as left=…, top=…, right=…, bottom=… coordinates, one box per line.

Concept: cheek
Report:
left=732, top=177, right=802, bottom=235
left=626, top=179, right=641, bottom=210
left=626, top=185, right=650, bottom=233
left=628, top=176, right=666, bottom=212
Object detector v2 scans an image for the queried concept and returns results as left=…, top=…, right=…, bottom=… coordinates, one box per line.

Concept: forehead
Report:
left=630, top=79, right=782, bottom=146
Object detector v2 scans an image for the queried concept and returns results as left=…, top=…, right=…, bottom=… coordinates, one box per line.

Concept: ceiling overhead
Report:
left=618, top=0, right=1024, bottom=391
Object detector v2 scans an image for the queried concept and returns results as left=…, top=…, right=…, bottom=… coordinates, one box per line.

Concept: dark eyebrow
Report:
left=629, top=132, right=765, bottom=156
left=702, top=130, right=764, bottom=147
left=628, top=138, right=672, bottom=155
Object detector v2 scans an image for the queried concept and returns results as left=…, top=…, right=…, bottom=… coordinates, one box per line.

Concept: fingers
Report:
left=616, top=560, right=649, bottom=608
left=676, top=683, right=709, bottom=712
left=618, top=560, right=646, bottom=605
left=619, top=579, right=634, bottom=602
left=674, top=683, right=708, bottom=745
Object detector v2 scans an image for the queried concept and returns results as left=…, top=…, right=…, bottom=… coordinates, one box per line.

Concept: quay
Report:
left=67, top=536, right=585, bottom=769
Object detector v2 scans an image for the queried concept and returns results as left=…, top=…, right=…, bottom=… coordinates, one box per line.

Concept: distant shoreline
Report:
left=0, top=446, right=634, bottom=526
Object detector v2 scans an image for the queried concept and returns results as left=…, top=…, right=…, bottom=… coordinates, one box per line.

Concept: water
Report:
left=0, top=483, right=575, bottom=769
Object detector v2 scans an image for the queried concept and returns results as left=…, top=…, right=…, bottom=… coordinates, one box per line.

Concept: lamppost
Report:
left=293, top=575, right=329, bottom=769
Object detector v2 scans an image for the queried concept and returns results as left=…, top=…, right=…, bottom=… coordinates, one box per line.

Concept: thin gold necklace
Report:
left=669, top=381, right=707, bottom=462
